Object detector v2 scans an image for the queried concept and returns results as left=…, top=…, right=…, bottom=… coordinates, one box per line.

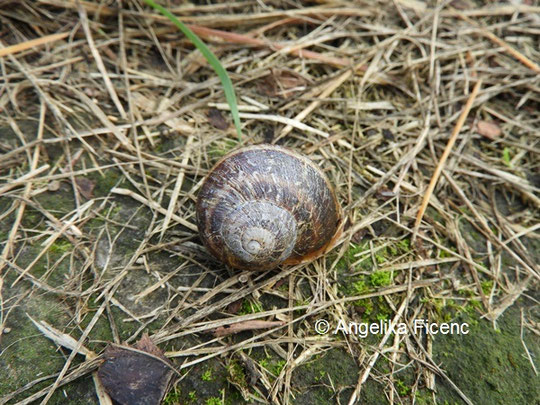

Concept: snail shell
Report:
left=196, top=144, right=342, bottom=271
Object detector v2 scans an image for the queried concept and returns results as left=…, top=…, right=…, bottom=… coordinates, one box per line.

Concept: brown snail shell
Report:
left=196, top=144, right=342, bottom=271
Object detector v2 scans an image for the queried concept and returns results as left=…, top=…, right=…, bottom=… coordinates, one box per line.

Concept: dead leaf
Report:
left=134, top=334, right=170, bottom=360
left=207, top=108, right=229, bottom=130
left=227, top=299, right=243, bottom=314
left=413, top=231, right=428, bottom=259
left=352, top=228, right=368, bottom=244
left=258, top=68, right=311, bottom=98
left=75, top=177, right=96, bottom=199
left=97, top=334, right=175, bottom=405
left=213, top=320, right=285, bottom=337
left=476, top=120, right=502, bottom=140
left=273, top=278, right=287, bottom=290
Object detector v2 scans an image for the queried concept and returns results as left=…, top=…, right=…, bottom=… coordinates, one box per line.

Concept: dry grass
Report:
left=0, top=1, right=538, bottom=404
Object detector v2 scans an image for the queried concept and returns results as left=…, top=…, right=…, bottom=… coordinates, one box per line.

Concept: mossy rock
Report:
left=433, top=300, right=539, bottom=404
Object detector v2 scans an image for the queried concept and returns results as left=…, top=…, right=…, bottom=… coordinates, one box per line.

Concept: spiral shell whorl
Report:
left=221, top=201, right=297, bottom=269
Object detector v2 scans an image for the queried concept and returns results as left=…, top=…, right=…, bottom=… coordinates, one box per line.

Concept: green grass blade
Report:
left=142, top=0, right=242, bottom=140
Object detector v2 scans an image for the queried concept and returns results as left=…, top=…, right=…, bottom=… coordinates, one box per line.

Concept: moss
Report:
left=352, top=279, right=369, bottom=294
left=468, top=230, right=483, bottom=242
left=434, top=303, right=539, bottom=404
left=458, top=288, right=475, bottom=298
left=85, top=216, right=105, bottom=231
left=395, top=379, right=412, bottom=396
left=259, top=356, right=286, bottom=377
left=292, top=348, right=384, bottom=404
left=239, top=298, right=263, bottom=315
left=49, top=239, right=72, bottom=254
left=338, top=276, right=374, bottom=318
left=372, top=246, right=386, bottom=264
left=415, top=390, right=436, bottom=404
left=466, top=299, right=482, bottom=314
left=12, top=241, right=73, bottom=284
left=258, top=357, right=269, bottom=369
left=338, top=239, right=410, bottom=272
left=335, top=242, right=370, bottom=272
left=313, top=370, right=326, bottom=382
left=438, top=246, right=456, bottom=258
left=374, top=296, right=393, bottom=321
left=106, top=204, right=123, bottom=217
left=34, top=188, right=75, bottom=216
left=202, top=368, right=214, bottom=382
left=369, top=271, right=392, bottom=287
left=277, top=282, right=290, bottom=292
left=206, top=397, right=223, bottom=405
left=89, top=170, right=122, bottom=196
left=163, top=386, right=181, bottom=404
left=388, top=238, right=410, bottom=256
left=481, top=280, right=494, bottom=295
left=21, top=208, right=43, bottom=228
left=396, top=238, right=411, bottom=252
left=0, top=287, right=95, bottom=403
left=227, top=359, right=247, bottom=389
left=420, top=297, right=462, bottom=323
left=341, top=273, right=395, bottom=322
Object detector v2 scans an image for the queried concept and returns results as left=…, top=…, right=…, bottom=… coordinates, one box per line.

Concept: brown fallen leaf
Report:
left=352, top=228, right=368, bottom=245
left=227, top=298, right=243, bottom=314
left=213, top=320, right=286, bottom=337
left=273, top=278, right=288, bottom=290
left=413, top=231, right=428, bottom=260
left=97, top=334, right=175, bottom=405
left=476, top=120, right=502, bottom=140
left=75, top=177, right=96, bottom=199
left=258, top=68, right=312, bottom=98
left=207, top=107, right=229, bottom=130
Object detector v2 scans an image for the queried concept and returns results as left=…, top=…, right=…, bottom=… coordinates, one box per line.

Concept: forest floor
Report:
left=0, top=1, right=538, bottom=404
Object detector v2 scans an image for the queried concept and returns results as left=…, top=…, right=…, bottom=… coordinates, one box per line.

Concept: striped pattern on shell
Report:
left=196, top=145, right=342, bottom=271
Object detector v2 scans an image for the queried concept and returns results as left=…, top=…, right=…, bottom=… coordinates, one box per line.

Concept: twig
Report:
left=212, top=320, right=286, bottom=337
left=413, top=79, right=482, bottom=240
left=0, top=32, right=69, bottom=57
